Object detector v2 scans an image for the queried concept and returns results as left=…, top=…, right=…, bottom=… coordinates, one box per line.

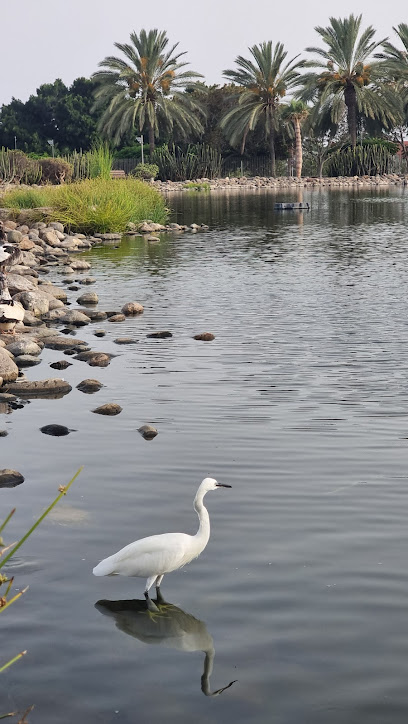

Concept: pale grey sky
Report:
left=2, top=0, right=407, bottom=105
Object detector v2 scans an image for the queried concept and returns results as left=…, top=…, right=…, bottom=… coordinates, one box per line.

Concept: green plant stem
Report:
left=0, top=510, right=16, bottom=536
left=0, top=651, right=27, bottom=674
left=0, top=587, right=28, bottom=613
left=0, top=467, right=83, bottom=571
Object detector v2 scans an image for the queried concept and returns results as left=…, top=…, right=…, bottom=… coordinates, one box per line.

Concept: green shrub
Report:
left=183, top=181, right=210, bottom=191
left=131, top=163, right=159, bottom=180
left=39, top=157, right=73, bottom=184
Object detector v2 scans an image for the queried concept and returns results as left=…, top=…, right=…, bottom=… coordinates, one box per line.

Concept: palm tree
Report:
left=300, top=15, right=399, bottom=147
left=281, top=100, right=309, bottom=177
left=221, top=42, right=305, bottom=177
left=376, top=24, right=408, bottom=82
left=376, top=25, right=408, bottom=161
left=92, top=29, right=205, bottom=155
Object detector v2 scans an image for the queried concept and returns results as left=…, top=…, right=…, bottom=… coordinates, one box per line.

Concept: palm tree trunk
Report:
left=269, top=110, right=276, bottom=177
left=294, top=118, right=303, bottom=178
left=148, top=124, right=155, bottom=157
left=345, top=84, right=357, bottom=148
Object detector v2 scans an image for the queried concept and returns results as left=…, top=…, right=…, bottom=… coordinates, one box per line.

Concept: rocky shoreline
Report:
left=0, top=217, right=210, bottom=477
left=153, top=172, right=408, bottom=192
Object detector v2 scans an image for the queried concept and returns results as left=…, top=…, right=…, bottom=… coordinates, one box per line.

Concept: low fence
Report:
left=113, top=155, right=277, bottom=178
left=113, top=155, right=408, bottom=178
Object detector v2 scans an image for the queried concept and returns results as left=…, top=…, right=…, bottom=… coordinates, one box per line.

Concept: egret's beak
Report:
left=215, top=484, right=232, bottom=488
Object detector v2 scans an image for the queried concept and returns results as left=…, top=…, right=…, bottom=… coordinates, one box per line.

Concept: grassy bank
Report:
left=2, top=178, right=168, bottom=233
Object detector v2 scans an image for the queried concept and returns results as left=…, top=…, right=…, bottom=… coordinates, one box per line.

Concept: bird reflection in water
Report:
left=95, top=598, right=236, bottom=697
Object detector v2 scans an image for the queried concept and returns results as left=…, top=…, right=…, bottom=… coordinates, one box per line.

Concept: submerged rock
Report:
left=44, top=337, right=88, bottom=352
left=92, top=403, right=122, bottom=416
left=121, top=302, right=144, bottom=315
left=138, top=424, right=158, bottom=440
left=147, top=331, right=173, bottom=339
left=50, top=360, right=72, bottom=370
left=40, top=424, right=74, bottom=436
left=4, top=378, right=72, bottom=398
left=114, top=337, right=138, bottom=345
left=76, top=379, right=103, bottom=394
left=0, top=469, right=24, bottom=487
left=108, top=314, right=126, bottom=323
left=193, top=332, right=215, bottom=341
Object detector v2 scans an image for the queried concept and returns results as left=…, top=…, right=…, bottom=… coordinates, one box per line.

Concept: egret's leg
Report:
left=144, top=576, right=159, bottom=612
left=155, top=575, right=167, bottom=605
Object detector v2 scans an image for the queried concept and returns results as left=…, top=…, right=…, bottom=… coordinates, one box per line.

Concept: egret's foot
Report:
left=155, top=587, right=169, bottom=606
left=144, top=593, right=159, bottom=613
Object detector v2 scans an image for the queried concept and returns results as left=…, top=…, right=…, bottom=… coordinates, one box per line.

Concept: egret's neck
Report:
left=193, top=489, right=210, bottom=548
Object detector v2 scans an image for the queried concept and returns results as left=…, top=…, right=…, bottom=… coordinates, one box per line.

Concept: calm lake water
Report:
left=2, top=186, right=408, bottom=723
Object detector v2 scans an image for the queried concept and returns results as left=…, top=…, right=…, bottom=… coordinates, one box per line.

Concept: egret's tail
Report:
left=93, top=557, right=116, bottom=576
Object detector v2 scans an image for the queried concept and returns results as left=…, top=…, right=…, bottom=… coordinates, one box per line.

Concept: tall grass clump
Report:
left=2, top=187, right=57, bottom=209
left=2, top=178, right=168, bottom=233
left=87, top=143, right=114, bottom=180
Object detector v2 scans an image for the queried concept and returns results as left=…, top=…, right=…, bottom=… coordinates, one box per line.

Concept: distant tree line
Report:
left=1, top=17, right=407, bottom=177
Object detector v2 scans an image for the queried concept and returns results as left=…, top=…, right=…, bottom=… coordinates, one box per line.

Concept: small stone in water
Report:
left=94, top=330, right=106, bottom=337
left=40, top=424, right=74, bottom=436
left=92, top=403, right=122, bottom=416
left=121, top=302, right=144, bottom=316
left=193, top=332, right=215, bottom=341
left=114, top=338, right=138, bottom=345
left=108, top=314, right=126, bottom=323
left=138, top=424, right=158, bottom=440
left=50, top=360, right=72, bottom=370
left=0, top=469, right=24, bottom=487
left=0, top=430, right=8, bottom=437
left=77, top=379, right=103, bottom=394
left=147, top=331, right=172, bottom=339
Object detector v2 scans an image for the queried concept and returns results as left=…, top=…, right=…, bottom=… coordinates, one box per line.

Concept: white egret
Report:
left=0, top=276, right=24, bottom=334
left=93, top=478, right=231, bottom=611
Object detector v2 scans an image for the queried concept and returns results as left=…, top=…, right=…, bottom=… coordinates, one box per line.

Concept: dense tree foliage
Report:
left=1, top=17, right=408, bottom=176
left=0, top=78, right=100, bottom=154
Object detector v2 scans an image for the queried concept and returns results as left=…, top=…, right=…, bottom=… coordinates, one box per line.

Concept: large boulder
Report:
left=0, top=348, right=19, bottom=382
left=14, top=290, right=51, bottom=316
left=7, top=230, right=23, bottom=244
left=37, top=284, right=67, bottom=302
left=5, top=339, right=42, bottom=357
left=7, top=273, right=37, bottom=295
